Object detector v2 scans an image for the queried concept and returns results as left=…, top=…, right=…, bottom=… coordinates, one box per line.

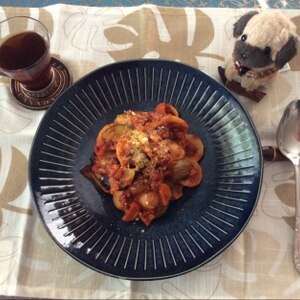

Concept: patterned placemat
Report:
left=0, top=0, right=299, bottom=8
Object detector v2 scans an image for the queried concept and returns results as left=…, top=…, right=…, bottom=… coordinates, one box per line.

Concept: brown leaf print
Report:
left=261, top=165, right=295, bottom=219
left=105, top=25, right=137, bottom=45
left=187, top=8, right=223, bottom=61
left=0, top=146, right=32, bottom=227
left=275, top=180, right=296, bottom=229
left=283, top=216, right=295, bottom=229
left=104, top=7, right=224, bottom=67
left=275, top=183, right=295, bottom=209
left=2, top=7, right=54, bottom=37
left=290, top=15, right=300, bottom=71
left=104, top=8, right=159, bottom=60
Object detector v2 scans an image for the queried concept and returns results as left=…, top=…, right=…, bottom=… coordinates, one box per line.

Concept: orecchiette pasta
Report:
left=81, top=103, right=204, bottom=226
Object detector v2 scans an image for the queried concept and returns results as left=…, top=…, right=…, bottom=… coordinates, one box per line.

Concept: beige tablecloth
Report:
left=1, top=4, right=300, bottom=299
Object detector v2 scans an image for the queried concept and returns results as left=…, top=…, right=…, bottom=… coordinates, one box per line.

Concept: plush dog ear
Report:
left=233, top=11, right=258, bottom=38
left=275, top=35, right=298, bottom=69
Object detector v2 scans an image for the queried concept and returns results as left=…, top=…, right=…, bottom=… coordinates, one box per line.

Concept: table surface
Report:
left=1, top=2, right=300, bottom=300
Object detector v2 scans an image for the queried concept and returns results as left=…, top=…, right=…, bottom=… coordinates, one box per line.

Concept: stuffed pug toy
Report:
left=218, top=10, right=299, bottom=102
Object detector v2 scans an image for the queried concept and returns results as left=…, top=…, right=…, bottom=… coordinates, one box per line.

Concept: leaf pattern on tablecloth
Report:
left=221, top=229, right=300, bottom=298
left=1, top=4, right=300, bottom=299
left=283, top=216, right=295, bottom=230
left=0, top=223, right=21, bottom=285
left=276, top=182, right=295, bottom=209
left=63, top=7, right=125, bottom=51
left=0, top=146, right=32, bottom=227
left=0, top=100, right=32, bottom=134
left=289, top=15, right=300, bottom=71
left=104, top=7, right=224, bottom=67
left=275, top=175, right=296, bottom=229
left=261, top=163, right=295, bottom=218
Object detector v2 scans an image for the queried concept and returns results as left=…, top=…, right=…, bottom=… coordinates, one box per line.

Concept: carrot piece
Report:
left=122, top=202, right=140, bottom=222
left=140, top=211, right=156, bottom=226
left=171, top=184, right=183, bottom=200
left=158, top=183, right=172, bottom=206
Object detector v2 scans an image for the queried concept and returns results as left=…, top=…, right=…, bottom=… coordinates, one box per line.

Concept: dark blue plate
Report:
left=29, top=59, right=263, bottom=280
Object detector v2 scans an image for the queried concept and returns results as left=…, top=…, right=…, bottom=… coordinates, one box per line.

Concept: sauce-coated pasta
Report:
left=82, top=103, right=204, bottom=226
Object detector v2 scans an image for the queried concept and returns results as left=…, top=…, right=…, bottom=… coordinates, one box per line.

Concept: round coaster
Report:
left=10, top=57, right=72, bottom=110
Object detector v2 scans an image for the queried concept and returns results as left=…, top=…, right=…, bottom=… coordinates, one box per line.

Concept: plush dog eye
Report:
left=264, top=46, right=271, bottom=56
left=241, top=34, right=247, bottom=42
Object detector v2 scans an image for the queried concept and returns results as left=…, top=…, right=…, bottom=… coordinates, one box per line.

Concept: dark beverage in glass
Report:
left=0, top=16, right=72, bottom=110
left=0, top=16, right=52, bottom=91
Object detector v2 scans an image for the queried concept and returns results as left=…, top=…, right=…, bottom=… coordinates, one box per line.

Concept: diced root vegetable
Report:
left=140, top=211, right=156, bottom=226
left=137, top=192, right=160, bottom=210
left=122, top=202, right=140, bottom=222
left=170, top=184, right=183, bottom=200
left=158, top=183, right=172, bottom=206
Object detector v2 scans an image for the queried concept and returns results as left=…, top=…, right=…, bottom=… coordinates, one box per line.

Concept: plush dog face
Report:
left=232, top=11, right=298, bottom=74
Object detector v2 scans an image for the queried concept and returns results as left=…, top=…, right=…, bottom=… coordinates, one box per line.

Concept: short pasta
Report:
left=82, top=103, right=204, bottom=226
